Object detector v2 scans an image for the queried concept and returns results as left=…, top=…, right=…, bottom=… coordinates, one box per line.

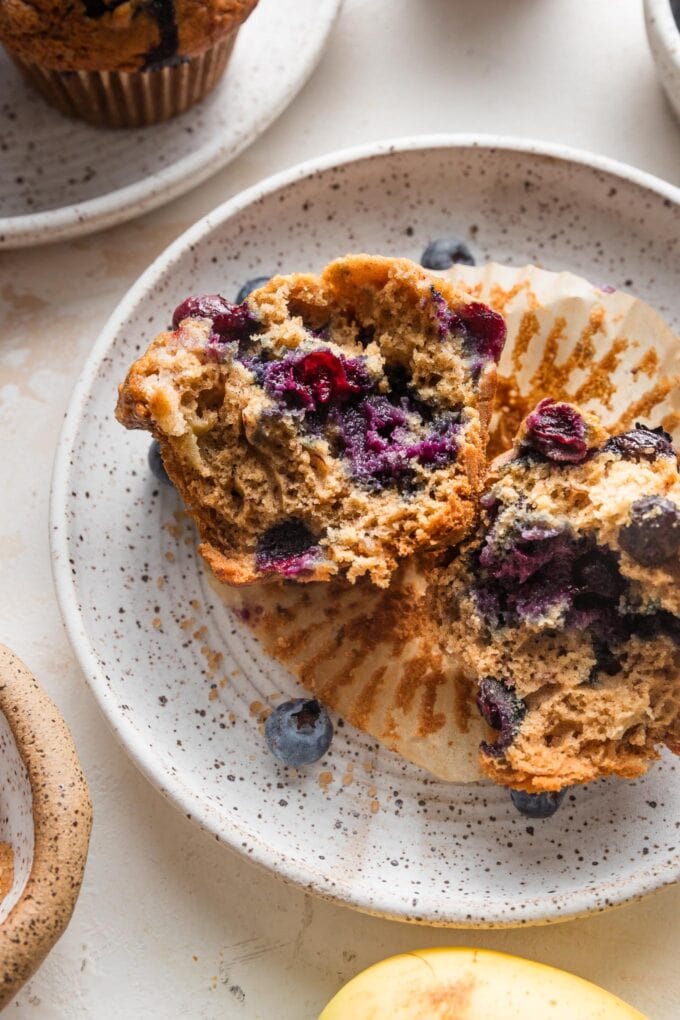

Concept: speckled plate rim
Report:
left=50, top=135, right=680, bottom=927
left=0, top=645, right=92, bottom=1007
left=0, top=0, right=342, bottom=249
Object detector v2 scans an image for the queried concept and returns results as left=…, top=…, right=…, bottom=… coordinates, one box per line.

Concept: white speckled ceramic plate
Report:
left=0, top=0, right=341, bottom=249
left=51, top=137, right=680, bottom=927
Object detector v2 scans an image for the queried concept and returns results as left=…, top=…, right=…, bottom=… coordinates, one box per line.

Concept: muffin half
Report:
left=116, top=254, right=506, bottom=587
left=436, top=399, right=680, bottom=791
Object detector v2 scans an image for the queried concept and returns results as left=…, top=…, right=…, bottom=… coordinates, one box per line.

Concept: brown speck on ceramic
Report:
left=0, top=0, right=341, bottom=248
left=0, top=645, right=92, bottom=1008
left=51, top=141, right=680, bottom=928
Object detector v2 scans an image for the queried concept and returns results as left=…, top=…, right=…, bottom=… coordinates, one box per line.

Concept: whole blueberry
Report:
left=148, top=440, right=172, bottom=486
left=264, top=699, right=333, bottom=766
left=510, top=787, right=567, bottom=819
left=420, top=237, right=475, bottom=270
left=619, top=495, right=680, bottom=567
left=235, top=276, right=271, bottom=304
left=672, top=0, right=680, bottom=30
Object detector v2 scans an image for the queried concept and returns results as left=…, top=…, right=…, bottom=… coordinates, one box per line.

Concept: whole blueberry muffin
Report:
left=116, top=254, right=506, bottom=588
left=0, top=0, right=259, bottom=126
left=437, top=398, right=680, bottom=792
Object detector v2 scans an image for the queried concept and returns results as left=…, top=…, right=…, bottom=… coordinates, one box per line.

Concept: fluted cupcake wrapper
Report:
left=11, top=31, right=237, bottom=128
left=445, top=261, right=680, bottom=458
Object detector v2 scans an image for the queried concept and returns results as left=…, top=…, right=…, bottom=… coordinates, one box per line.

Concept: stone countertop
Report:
left=1, top=0, right=679, bottom=1016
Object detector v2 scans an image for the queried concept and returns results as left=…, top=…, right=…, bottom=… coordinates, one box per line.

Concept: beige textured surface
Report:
left=2, top=1, right=680, bottom=1016
left=0, top=645, right=92, bottom=1009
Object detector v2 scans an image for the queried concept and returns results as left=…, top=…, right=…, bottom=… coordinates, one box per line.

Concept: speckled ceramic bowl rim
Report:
left=0, top=645, right=92, bottom=1006
left=0, top=0, right=342, bottom=249
left=51, top=135, right=680, bottom=927
left=645, top=0, right=680, bottom=67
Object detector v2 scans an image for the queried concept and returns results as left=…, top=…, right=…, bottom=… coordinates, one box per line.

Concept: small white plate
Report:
left=51, top=137, right=680, bottom=927
left=0, top=0, right=341, bottom=248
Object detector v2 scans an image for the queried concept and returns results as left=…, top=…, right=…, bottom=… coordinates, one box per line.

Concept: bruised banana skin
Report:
left=319, top=947, right=646, bottom=1020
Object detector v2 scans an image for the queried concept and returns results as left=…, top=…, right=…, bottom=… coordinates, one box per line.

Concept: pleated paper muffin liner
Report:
left=11, top=31, right=236, bottom=128
left=212, top=561, right=486, bottom=783
left=446, top=262, right=680, bottom=458
left=215, top=263, right=680, bottom=783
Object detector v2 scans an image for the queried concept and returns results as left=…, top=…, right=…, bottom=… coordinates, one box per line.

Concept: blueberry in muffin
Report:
left=116, top=254, right=506, bottom=587
left=437, top=399, right=680, bottom=791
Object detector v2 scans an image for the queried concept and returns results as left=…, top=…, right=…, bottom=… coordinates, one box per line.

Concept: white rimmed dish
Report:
left=0, top=0, right=341, bottom=249
left=645, top=0, right=680, bottom=121
left=51, top=136, right=680, bottom=927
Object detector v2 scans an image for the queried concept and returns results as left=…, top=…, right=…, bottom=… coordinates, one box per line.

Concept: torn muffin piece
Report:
left=116, top=254, right=505, bottom=587
left=437, top=399, right=680, bottom=791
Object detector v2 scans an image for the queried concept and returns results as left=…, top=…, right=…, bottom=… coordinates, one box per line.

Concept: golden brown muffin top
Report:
left=0, top=0, right=259, bottom=72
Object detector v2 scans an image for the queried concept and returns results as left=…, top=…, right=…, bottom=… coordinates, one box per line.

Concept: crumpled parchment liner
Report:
left=215, top=263, right=680, bottom=783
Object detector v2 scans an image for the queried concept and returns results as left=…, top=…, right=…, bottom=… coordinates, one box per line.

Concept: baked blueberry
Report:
left=264, top=698, right=333, bottom=766
left=255, top=519, right=320, bottom=579
left=172, top=295, right=259, bottom=354
left=148, top=440, right=172, bottom=485
left=510, top=788, right=567, bottom=819
left=171, top=293, right=233, bottom=327
left=476, top=677, right=526, bottom=757
left=605, top=423, right=676, bottom=463
left=457, top=302, right=506, bottom=364
left=264, top=349, right=371, bottom=415
left=521, top=398, right=588, bottom=463
left=235, top=276, right=271, bottom=303
left=420, top=237, right=475, bottom=270
left=619, top=495, right=680, bottom=567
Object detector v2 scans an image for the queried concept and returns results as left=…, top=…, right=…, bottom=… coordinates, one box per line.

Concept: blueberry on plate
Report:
left=148, top=440, right=172, bottom=486
left=264, top=698, right=333, bottom=766
left=510, top=787, right=567, bottom=819
left=420, top=237, right=475, bottom=270
left=235, top=276, right=271, bottom=304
